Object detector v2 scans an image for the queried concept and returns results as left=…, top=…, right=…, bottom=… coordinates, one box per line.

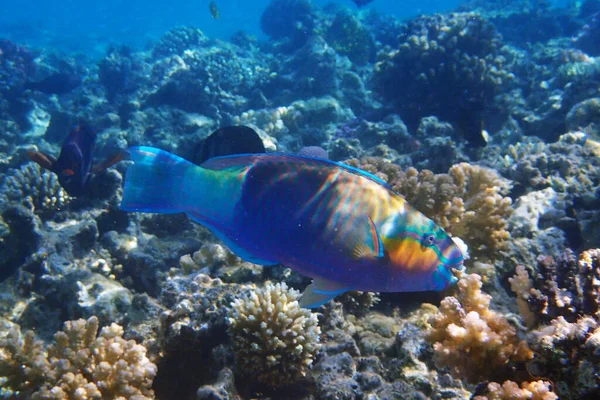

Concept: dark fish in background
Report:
left=456, top=88, right=488, bottom=148
left=209, top=1, right=219, bottom=19
left=352, top=0, right=375, bottom=7
left=28, top=124, right=124, bottom=196
left=24, top=72, right=81, bottom=95
left=193, top=126, right=265, bottom=164
left=193, top=125, right=329, bottom=164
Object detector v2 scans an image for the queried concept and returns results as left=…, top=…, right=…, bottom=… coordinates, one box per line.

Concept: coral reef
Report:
left=527, top=316, right=600, bottom=400
left=324, top=10, right=376, bottom=65
left=260, top=0, right=318, bottom=52
left=227, top=282, right=320, bottom=387
left=510, top=249, right=600, bottom=326
left=0, top=316, right=156, bottom=399
left=426, top=273, right=532, bottom=383
left=373, top=12, right=511, bottom=136
left=2, top=1, right=600, bottom=399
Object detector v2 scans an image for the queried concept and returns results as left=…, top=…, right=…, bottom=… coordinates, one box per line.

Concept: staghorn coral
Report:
left=227, top=282, right=320, bottom=387
left=0, top=316, right=156, bottom=399
left=426, top=273, right=532, bottom=383
left=373, top=12, right=512, bottom=134
left=1, top=162, right=71, bottom=216
left=473, top=380, right=558, bottom=400
left=345, top=157, right=512, bottom=262
left=510, top=249, right=600, bottom=326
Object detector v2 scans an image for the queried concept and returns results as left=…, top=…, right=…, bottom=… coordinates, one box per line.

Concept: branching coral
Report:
left=508, top=249, right=600, bottom=399
left=426, top=273, right=532, bottom=383
left=526, top=316, right=600, bottom=400
left=510, top=249, right=600, bottom=326
left=473, top=380, right=558, bottom=400
left=227, top=282, right=320, bottom=386
left=1, top=162, right=71, bottom=216
left=345, top=157, right=512, bottom=262
left=0, top=316, right=157, bottom=399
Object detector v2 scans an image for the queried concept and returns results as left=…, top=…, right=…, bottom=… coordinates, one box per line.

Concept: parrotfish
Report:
left=121, top=147, right=464, bottom=307
left=28, top=124, right=124, bottom=197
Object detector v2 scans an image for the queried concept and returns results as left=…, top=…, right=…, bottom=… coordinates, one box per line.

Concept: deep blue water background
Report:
left=1, top=0, right=461, bottom=57
left=0, top=0, right=574, bottom=58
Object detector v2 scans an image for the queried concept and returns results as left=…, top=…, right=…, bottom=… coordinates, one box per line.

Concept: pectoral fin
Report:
left=350, top=215, right=387, bottom=263
left=299, top=277, right=350, bottom=308
left=92, top=150, right=127, bottom=173
left=28, top=151, right=56, bottom=170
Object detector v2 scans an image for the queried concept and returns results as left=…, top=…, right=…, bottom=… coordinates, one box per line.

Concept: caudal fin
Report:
left=121, top=146, right=198, bottom=214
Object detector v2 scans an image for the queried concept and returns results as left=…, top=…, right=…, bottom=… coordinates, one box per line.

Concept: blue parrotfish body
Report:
left=121, top=147, right=465, bottom=307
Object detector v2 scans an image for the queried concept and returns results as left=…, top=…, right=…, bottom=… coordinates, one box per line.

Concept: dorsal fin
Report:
left=200, top=153, right=392, bottom=189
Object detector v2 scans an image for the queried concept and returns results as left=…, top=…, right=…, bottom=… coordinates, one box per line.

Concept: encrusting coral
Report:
left=0, top=316, right=157, bottom=399
left=345, top=157, right=512, bottom=262
left=426, top=273, right=533, bottom=383
left=227, top=282, right=321, bottom=387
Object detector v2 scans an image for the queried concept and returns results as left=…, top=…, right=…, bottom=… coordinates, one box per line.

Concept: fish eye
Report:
left=423, top=233, right=436, bottom=246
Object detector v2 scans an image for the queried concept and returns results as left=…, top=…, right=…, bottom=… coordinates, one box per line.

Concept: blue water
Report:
left=0, top=0, right=466, bottom=57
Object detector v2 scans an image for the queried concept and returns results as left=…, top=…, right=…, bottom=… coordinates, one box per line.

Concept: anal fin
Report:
left=299, top=277, right=350, bottom=308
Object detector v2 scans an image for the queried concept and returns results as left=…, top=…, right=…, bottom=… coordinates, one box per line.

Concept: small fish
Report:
left=24, top=72, right=81, bottom=95
left=352, top=0, right=375, bottom=7
left=121, top=148, right=464, bottom=308
left=28, top=124, right=124, bottom=196
left=192, top=125, right=328, bottom=164
left=209, top=1, right=219, bottom=19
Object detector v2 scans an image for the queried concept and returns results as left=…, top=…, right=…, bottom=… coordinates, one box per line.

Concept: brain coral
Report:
left=227, top=282, right=321, bottom=386
left=0, top=316, right=157, bottom=399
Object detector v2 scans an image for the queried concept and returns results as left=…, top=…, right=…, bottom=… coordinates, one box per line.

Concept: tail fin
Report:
left=121, top=146, right=199, bottom=214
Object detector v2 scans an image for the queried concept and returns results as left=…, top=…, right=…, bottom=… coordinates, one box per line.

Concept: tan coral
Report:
left=473, top=380, right=558, bottom=400
left=227, top=282, right=320, bottom=386
left=426, top=273, right=532, bottom=383
left=0, top=317, right=156, bottom=399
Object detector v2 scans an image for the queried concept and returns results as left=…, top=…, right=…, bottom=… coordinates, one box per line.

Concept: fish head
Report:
left=380, top=211, right=464, bottom=291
